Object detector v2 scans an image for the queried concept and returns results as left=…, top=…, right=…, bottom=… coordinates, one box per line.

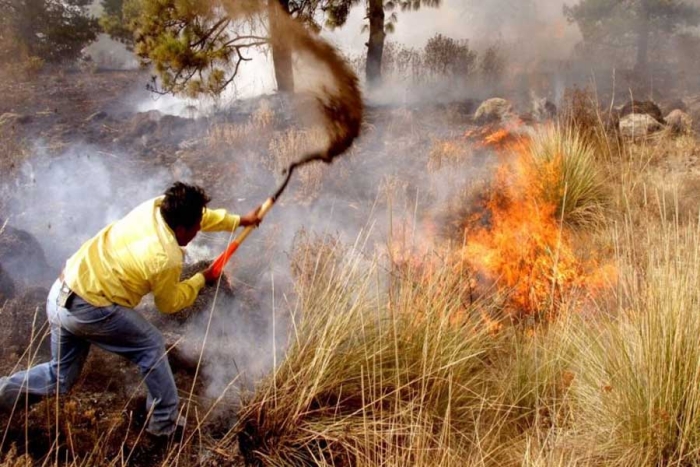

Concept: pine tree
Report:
left=0, top=0, right=99, bottom=63
left=564, top=0, right=700, bottom=74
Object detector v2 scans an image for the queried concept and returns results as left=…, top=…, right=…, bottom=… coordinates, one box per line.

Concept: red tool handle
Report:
left=210, top=197, right=274, bottom=277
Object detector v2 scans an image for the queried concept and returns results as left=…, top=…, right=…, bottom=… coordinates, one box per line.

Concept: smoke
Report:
left=2, top=0, right=369, bottom=392
left=131, top=51, right=279, bottom=118
left=4, top=143, right=172, bottom=271
left=324, top=0, right=582, bottom=107
left=177, top=272, right=291, bottom=399
left=84, top=34, right=139, bottom=71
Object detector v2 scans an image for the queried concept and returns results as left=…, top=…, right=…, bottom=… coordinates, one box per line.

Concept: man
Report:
left=0, top=182, right=260, bottom=437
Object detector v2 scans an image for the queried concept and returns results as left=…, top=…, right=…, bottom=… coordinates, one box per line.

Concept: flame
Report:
left=390, top=123, right=615, bottom=328
left=465, top=119, right=526, bottom=152
left=484, top=129, right=510, bottom=146
left=462, top=132, right=616, bottom=319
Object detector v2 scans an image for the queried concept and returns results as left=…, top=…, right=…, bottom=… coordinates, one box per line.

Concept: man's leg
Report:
left=0, top=280, right=90, bottom=411
left=65, top=301, right=179, bottom=436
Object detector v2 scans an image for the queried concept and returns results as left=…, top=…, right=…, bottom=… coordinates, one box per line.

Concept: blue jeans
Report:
left=0, top=280, right=180, bottom=436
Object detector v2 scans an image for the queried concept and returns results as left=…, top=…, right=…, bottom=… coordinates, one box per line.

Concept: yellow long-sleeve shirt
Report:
left=63, top=196, right=240, bottom=314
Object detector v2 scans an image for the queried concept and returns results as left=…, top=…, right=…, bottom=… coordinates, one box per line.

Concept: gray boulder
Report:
left=0, top=224, right=54, bottom=288
left=0, top=262, right=15, bottom=304
left=620, top=100, right=665, bottom=124
left=619, top=113, right=663, bottom=139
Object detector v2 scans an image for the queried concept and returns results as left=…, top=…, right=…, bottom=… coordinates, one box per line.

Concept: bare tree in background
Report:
left=366, top=0, right=386, bottom=86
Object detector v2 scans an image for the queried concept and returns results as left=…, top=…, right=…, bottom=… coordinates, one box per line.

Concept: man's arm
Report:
left=201, top=208, right=240, bottom=232
left=202, top=206, right=262, bottom=232
left=150, top=265, right=205, bottom=314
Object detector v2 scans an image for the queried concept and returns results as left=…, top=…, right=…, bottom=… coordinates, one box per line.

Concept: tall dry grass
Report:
left=223, top=91, right=700, bottom=466
left=566, top=210, right=700, bottom=466
left=4, top=76, right=700, bottom=466
left=226, top=233, right=510, bottom=466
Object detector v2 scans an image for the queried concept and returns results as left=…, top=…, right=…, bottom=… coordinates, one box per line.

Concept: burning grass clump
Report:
left=462, top=125, right=615, bottom=320
left=228, top=237, right=499, bottom=466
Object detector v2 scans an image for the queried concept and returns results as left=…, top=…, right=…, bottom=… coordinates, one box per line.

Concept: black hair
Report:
left=160, top=182, right=211, bottom=230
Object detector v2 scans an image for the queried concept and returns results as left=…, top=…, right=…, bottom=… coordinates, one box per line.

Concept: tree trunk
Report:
left=366, top=0, right=385, bottom=87
left=634, top=0, right=650, bottom=76
left=269, top=0, right=294, bottom=93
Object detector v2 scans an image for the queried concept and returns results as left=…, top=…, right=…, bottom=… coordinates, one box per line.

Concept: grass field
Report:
left=2, top=73, right=700, bottom=466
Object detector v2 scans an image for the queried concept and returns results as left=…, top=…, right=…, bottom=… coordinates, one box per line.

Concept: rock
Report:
left=0, top=224, right=54, bottom=288
left=0, top=262, right=15, bottom=303
left=619, top=100, right=665, bottom=124
left=474, top=98, right=513, bottom=124
left=619, top=113, right=663, bottom=139
left=665, top=110, right=692, bottom=134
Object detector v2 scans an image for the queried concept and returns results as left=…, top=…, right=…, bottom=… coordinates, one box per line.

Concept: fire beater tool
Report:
left=210, top=152, right=331, bottom=278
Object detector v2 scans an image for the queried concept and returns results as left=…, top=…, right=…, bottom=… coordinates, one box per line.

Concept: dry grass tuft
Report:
left=0, top=444, right=32, bottom=467
left=559, top=87, right=617, bottom=159
left=227, top=234, right=503, bottom=466
left=527, top=125, right=609, bottom=228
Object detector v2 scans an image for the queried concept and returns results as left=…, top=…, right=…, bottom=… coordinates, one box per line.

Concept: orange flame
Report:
left=465, top=119, right=526, bottom=152
left=484, top=129, right=511, bottom=146
left=462, top=132, right=616, bottom=319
